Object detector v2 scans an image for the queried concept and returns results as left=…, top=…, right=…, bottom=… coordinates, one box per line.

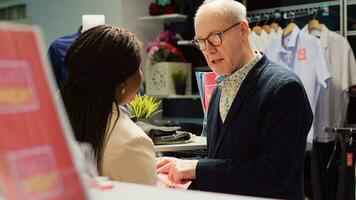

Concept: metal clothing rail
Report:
left=248, top=1, right=339, bottom=15
left=248, top=8, right=319, bottom=23
left=247, top=0, right=340, bottom=23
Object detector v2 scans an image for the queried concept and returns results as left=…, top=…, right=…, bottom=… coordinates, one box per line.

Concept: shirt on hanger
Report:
left=249, top=29, right=276, bottom=52
left=302, top=24, right=356, bottom=142
left=48, top=26, right=82, bottom=87
left=269, top=26, right=283, bottom=40
left=265, top=26, right=331, bottom=143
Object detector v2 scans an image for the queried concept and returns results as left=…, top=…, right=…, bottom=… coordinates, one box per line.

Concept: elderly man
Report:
left=157, top=0, right=313, bottom=199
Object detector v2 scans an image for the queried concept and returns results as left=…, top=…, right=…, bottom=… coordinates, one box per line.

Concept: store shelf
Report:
left=347, top=30, right=356, bottom=36
left=155, top=94, right=200, bottom=99
left=10, top=17, right=30, bottom=24
left=348, top=0, right=356, bottom=6
left=138, top=13, right=187, bottom=23
left=177, top=40, right=194, bottom=46
left=194, top=66, right=211, bottom=72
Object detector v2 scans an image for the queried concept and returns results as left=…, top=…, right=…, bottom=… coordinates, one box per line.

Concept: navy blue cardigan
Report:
left=193, top=55, right=313, bottom=200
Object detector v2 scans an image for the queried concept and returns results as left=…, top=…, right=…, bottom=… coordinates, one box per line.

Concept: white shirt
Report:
left=249, top=29, right=276, bottom=52
left=265, top=26, right=331, bottom=143
left=269, top=27, right=283, bottom=40
left=302, top=24, right=356, bottom=142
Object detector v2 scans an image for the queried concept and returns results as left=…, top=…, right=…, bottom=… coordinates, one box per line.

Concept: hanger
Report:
left=270, top=13, right=280, bottom=32
left=262, top=14, right=272, bottom=34
left=308, top=8, right=322, bottom=32
left=252, top=15, right=263, bottom=36
left=283, top=12, right=297, bottom=37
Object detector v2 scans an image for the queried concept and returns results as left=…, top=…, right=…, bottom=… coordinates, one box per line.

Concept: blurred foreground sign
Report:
left=0, top=24, right=87, bottom=200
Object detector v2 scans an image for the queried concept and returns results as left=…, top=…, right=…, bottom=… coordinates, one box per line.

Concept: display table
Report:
left=154, top=136, right=207, bottom=152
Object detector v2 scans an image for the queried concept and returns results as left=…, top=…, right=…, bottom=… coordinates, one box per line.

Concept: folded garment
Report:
left=135, top=121, right=180, bottom=137
left=135, top=121, right=192, bottom=145
left=153, top=131, right=192, bottom=145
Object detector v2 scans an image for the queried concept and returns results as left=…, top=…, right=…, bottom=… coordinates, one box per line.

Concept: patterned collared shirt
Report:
left=219, top=51, right=262, bottom=122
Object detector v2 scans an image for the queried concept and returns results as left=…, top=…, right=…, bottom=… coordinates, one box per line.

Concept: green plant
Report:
left=171, top=69, right=188, bottom=86
left=127, top=95, right=161, bottom=119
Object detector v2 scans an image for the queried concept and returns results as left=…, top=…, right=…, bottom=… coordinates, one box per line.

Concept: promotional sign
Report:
left=0, top=24, right=86, bottom=200
left=195, top=71, right=217, bottom=113
left=203, top=72, right=217, bottom=112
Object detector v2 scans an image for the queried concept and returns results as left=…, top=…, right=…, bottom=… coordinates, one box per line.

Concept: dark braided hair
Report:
left=60, top=25, right=142, bottom=174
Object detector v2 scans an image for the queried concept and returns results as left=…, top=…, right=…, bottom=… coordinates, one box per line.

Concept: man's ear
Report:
left=240, top=21, right=250, bottom=42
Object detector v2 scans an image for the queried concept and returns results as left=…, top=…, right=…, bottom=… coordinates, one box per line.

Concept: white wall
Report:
left=0, top=0, right=122, bottom=47
left=119, top=0, right=163, bottom=68
left=120, top=0, right=162, bottom=47
left=0, top=0, right=165, bottom=121
left=0, top=0, right=162, bottom=66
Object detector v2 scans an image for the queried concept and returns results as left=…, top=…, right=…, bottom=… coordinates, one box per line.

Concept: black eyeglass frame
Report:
left=192, top=21, right=242, bottom=51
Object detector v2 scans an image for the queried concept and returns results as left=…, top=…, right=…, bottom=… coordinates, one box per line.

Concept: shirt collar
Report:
left=283, top=26, right=300, bottom=48
left=274, top=26, right=300, bottom=55
left=301, top=24, right=328, bottom=49
left=250, top=29, right=268, bottom=38
left=260, top=30, right=268, bottom=37
left=215, top=75, right=225, bottom=84
left=220, top=50, right=262, bottom=87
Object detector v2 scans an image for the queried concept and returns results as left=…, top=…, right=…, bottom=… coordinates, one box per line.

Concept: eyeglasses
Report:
left=192, top=22, right=241, bottom=51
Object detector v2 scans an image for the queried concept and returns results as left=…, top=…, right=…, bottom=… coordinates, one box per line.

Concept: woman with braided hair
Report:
left=60, top=25, right=156, bottom=185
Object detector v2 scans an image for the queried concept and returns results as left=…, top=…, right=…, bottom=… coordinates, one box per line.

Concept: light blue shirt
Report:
left=265, top=26, right=331, bottom=143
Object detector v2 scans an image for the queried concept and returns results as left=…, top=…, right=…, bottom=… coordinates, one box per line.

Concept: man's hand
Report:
left=156, top=157, right=179, bottom=174
left=156, top=157, right=198, bottom=184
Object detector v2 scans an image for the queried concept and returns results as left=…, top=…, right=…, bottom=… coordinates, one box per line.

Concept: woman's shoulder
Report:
left=110, top=110, right=153, bottom=145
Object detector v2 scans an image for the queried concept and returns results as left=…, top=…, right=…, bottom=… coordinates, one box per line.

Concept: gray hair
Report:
left=195, top=0, right=247, bottom=26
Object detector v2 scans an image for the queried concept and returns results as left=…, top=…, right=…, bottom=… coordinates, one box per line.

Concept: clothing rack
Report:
left=324, top=127, right=356, bottom=200
left=247, top=1, right=340, bottom=23
left=248, top=7, right=324, bottom=23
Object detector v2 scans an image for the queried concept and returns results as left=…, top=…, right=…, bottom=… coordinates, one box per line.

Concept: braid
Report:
left=60, top=25, right=142, bottom=174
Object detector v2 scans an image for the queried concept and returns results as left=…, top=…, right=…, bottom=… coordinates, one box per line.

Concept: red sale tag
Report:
left=297, top=48, right=307, bottom=61
left=347, top=153, right=353, bottom=167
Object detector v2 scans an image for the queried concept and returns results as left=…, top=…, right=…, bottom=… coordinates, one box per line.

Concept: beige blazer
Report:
left=101, top=106, right=156, bottom=185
